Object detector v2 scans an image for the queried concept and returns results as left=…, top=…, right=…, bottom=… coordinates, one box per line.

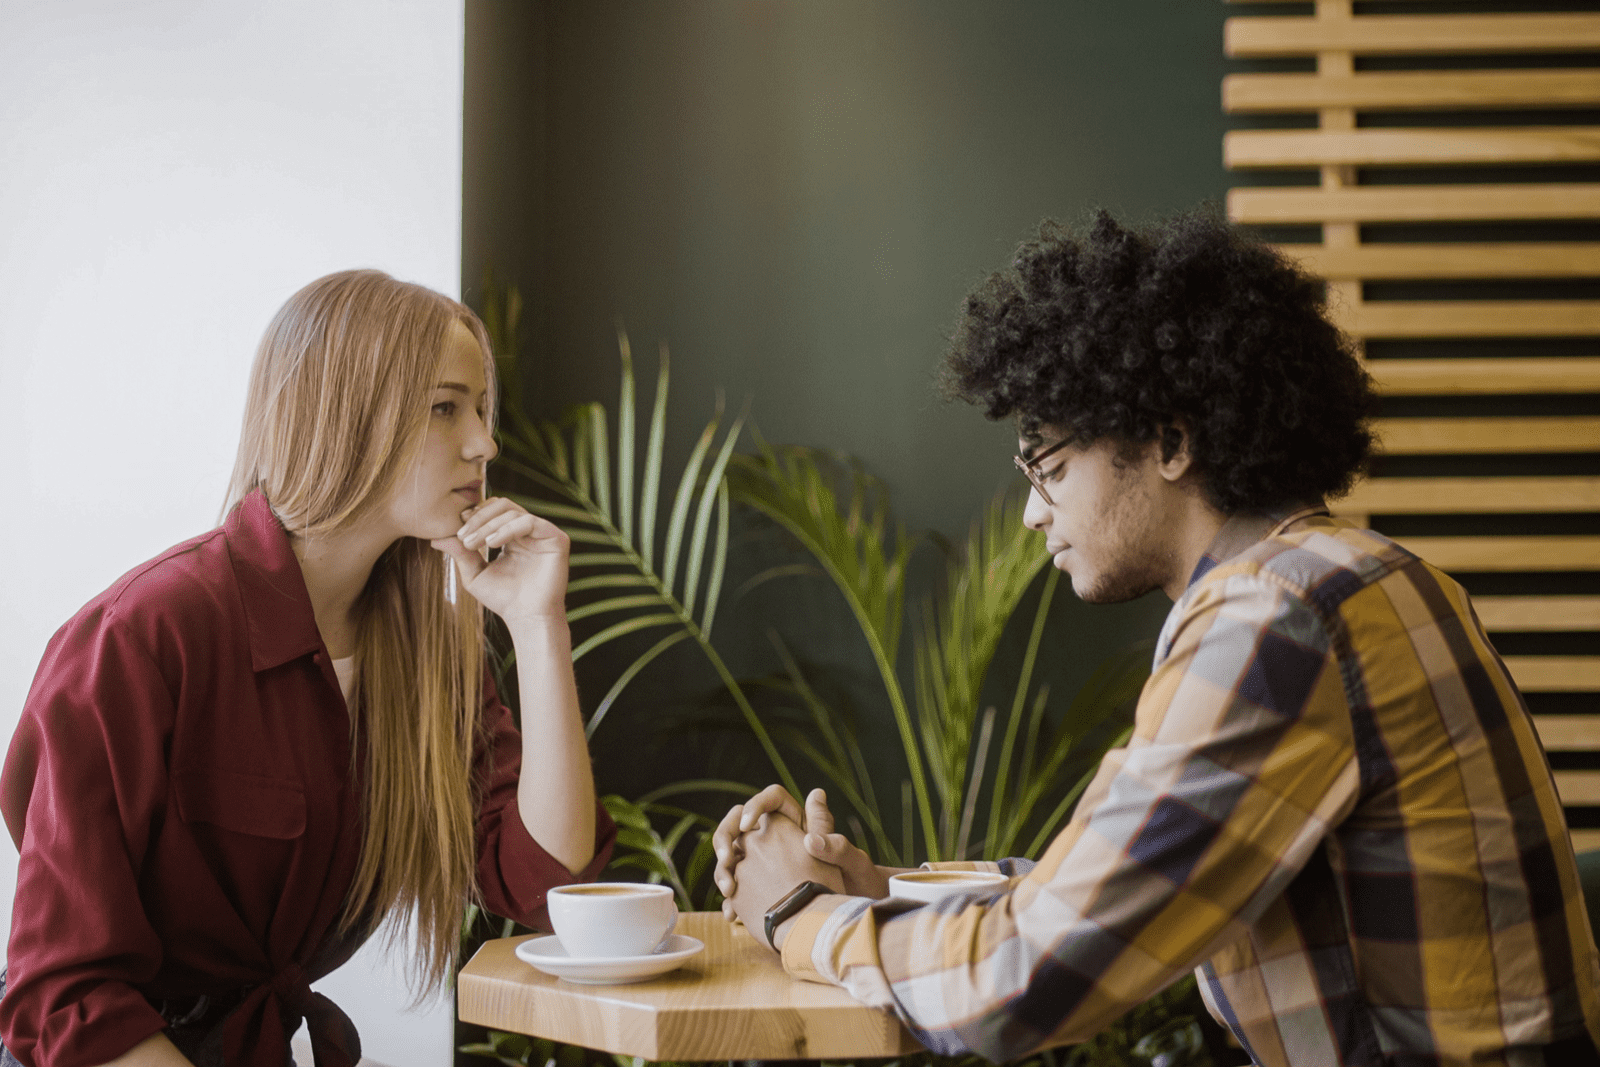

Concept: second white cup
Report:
left=887, top=870, right=1008, bottom=904
left=547, top=882, right=678, bottom=958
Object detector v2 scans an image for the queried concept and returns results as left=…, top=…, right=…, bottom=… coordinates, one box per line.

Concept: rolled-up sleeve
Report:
left=779, top=575, right=1361, bottom=1062
left=473, top=678, right=615, bottom=928
left=1, top=608, right=175, bottom=1066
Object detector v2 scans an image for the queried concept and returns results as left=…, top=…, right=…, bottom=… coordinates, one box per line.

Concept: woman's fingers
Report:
left=456, top=497, right=514, bottom=538
left=464, top=510, right=537, bottom=551
left=430, top=536, right=487, bottom=584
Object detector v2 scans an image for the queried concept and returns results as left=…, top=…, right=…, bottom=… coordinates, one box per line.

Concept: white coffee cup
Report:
left=887, top=870, right=1008, bottom=904
left=547, top=882, right=678, bottom=958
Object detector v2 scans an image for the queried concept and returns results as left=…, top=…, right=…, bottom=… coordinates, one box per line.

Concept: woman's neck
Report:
left=288, top=518, right=399, bottom=660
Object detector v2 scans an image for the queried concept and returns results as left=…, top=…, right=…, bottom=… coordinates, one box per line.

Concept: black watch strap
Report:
left=763, top=880, right=832, bottom=950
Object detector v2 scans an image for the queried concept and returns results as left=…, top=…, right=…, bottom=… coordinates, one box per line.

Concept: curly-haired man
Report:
left=715, top=210, right=1600, bottom=1065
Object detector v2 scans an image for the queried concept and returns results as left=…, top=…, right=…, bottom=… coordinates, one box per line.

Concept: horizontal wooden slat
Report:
left=1227, top=128, right=1600, bottom=169
left=1226, top=15, right=1600, bottom=57
left=1510, top=656, right=1600, bottom=692
left=1477, top=596, right=1600, bottom=632
left=1572, top=829, right=1600, bottom=852
left=1375, top=416, right=1600, bottom=453
left=1231, top=184, right=1600, bottom=224
left=1535, top=715, right=1600, bottom=752
left=1556, top=770, right=1600, bottom=804
left=1336, top=300, right=1600, bottom=338
left=1278, top=243, right=1600, bottom=280
left=1369, top=357, right=1600, bottom=395
left=1226, top=71, right=1600, bottom=113
left=1396, top=536, right=1600, bottom=572
left=1334, top=476, right=1600, bottom=514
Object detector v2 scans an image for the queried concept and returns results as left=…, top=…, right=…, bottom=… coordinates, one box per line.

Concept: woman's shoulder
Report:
left=52, top=524, right=243, bottom=663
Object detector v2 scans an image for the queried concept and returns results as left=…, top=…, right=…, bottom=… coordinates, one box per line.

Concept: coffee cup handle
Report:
left=656, top=899, right=679, bottom=952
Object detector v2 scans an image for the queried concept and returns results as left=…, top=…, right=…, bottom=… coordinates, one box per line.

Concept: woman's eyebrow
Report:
left=434, top=382, right=471, bottom=394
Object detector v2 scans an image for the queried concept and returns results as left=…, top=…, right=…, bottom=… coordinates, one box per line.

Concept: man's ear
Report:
left=1156, top=420, right=1195, bottom=483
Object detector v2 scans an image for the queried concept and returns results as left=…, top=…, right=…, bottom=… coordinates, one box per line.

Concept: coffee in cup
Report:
left=547, top=882, right=678, bottom=958
left=887, top=870, right=1008, bottom=905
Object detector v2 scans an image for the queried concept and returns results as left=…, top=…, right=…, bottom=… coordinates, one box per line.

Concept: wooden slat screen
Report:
left=1223, top=0, right=1600, bottom=849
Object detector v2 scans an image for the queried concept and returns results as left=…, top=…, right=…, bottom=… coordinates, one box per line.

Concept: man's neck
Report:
left=1160, top=490, right=1230, bottom=603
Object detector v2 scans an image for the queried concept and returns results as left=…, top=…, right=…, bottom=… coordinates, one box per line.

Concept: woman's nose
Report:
left=465, top=418, right=498, bottom=463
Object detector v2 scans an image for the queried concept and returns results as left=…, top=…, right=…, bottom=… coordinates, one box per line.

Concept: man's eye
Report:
left=432, top=400, right=456, bottom=417
left=1041, top=463, right=1066, bottom=482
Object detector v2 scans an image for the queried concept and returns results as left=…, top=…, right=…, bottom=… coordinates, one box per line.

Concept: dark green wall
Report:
left=463, top=0, right=1233, bottom=820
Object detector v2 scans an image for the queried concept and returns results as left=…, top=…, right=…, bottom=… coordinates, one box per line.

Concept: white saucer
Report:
left=514, top=933, right=705, bottom=984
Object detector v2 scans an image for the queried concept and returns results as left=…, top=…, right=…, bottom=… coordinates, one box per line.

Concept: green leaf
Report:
left=732, top=563, right=823, bottom=602
left=616, top=330, right=635, bottom=544
left=661, top=402, right=722, bottom=598
left=635, top=778, right=759, bottom=805
left=726, top=440, right=932, bottom=855
left=566, top=556, right=633, bottom=572
left=586, top=631, right=691, bottom=739
left=587, top=402, right=612, bottom=523
left=571, top=613, right=680, bottom=660
left=638, top=344, right=670, bottom=571
left=566, top=573, right=651, bottom=594
left=565, top=593, right=668, bottom=624
left=988, top=567, right=1060, bottom=855
left=699, top=481, right=730, bottom=638
left=571, top=407, right=592, bottom=501
left=683, top=412, right=744, bottom=619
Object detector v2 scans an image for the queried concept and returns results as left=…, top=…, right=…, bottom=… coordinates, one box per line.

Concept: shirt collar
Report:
left=224, top=489, right=325, bottom=672
left=1185, top=502, right=1331, bottom=592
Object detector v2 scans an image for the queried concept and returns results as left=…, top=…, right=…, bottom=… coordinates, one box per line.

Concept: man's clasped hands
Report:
left=712, top=785, right=912, bottom=952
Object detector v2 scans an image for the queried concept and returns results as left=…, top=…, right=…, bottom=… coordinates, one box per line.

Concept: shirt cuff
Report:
left=482, top=796, right=617, bottom=929
left=779, top=894, right=857, bottom=984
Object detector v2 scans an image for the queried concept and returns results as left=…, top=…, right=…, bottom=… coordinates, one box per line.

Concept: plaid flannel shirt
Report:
left=779, top=507, right=1600, bottom=1064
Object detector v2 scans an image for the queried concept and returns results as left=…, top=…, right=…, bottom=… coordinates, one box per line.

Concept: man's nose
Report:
left=1022, top=486, right=1050, bottom=531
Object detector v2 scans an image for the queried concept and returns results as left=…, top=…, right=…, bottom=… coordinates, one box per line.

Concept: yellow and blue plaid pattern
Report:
left=780, top=508, right=1600, bottom=1064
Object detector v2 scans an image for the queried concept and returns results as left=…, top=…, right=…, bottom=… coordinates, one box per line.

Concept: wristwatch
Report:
left=763, top=880, right=833, bottom=950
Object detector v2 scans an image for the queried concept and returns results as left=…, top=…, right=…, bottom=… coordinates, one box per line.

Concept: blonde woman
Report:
left=0, top=271, right=613, bottom=1066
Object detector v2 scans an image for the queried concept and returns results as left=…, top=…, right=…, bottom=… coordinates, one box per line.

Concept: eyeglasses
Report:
left=1013, top=438, right=1070, bottom=505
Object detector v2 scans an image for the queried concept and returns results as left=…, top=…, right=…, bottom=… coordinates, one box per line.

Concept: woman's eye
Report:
left=432, top=400, right=457, bottom=418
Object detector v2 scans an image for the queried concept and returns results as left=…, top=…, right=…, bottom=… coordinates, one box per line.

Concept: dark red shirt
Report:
left=0, top=490, right=615, bottom=1065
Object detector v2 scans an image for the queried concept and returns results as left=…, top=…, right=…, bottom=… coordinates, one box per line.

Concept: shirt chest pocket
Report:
left=173, top=769, right=307, bottom=839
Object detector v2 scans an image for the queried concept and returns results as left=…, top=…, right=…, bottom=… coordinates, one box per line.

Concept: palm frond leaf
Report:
left=910, top=488, right=1050, bottom=857
left=489, top=335, right=800, bottom=800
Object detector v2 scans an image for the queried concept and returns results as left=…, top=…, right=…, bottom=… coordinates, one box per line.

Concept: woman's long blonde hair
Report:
left=224, top=269, right=497, bottom=993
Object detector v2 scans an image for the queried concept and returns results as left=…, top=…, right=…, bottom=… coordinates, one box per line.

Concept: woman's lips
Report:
left=454, top=481, right=482, bottom=505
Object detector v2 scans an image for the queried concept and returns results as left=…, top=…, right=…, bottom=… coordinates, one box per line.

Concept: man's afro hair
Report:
left=942, top=208, right=1375, bottom=514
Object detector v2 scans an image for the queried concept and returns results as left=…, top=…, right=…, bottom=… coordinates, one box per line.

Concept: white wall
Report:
left=0, top=2, right=464, bottom=1063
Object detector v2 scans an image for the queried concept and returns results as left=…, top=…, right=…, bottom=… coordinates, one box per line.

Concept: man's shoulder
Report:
left=1204, top=518, right=1418, bottom=619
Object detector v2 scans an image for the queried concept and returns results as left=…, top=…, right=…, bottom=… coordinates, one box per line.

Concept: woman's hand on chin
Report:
left=431, top=497, right=569, bottom=627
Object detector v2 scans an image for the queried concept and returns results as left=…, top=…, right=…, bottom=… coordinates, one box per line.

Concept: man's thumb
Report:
left=805, top=831, right=849, bottom=864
